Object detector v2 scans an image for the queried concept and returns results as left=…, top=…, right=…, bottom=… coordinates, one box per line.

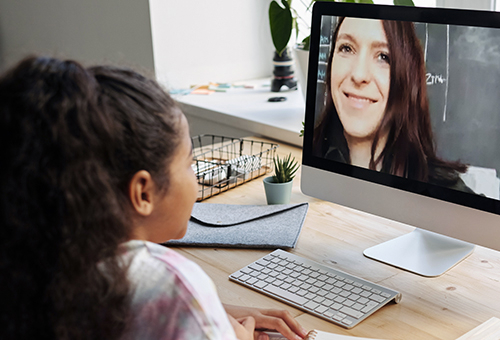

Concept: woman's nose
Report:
left=350, top=53, right=371, bottom=85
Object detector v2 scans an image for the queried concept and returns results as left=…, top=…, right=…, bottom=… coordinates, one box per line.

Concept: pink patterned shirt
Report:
left=119, top=240, right=237, bottom=340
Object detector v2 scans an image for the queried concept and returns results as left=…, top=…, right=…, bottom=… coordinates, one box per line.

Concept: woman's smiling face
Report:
left=330, top=18, right=390, bottom=142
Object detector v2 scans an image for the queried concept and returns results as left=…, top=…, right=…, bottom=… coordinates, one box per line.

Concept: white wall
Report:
left=0, top=0, right=154, bottom=72
left=149, top=0, right=274, bottom=90
left=436, top=0, right=494, bottom=10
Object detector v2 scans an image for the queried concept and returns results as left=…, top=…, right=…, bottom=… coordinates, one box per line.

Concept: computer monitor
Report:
left=301, top=2, right=500, bottom=277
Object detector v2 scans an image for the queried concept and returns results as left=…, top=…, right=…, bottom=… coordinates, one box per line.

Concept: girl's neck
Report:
left=346, top=134, right=388, bottom=171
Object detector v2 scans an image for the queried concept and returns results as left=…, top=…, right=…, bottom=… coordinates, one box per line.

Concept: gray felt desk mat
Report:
left=164, top=202, right=308, bottom=249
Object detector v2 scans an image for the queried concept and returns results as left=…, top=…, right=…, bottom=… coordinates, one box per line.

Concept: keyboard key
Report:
left=343, top=300, right=354, bottom=307
left=370, top=294, right=386, bottom=303
left=304, top=301, right=319, bottom=310
left=360, top=291, right=372, bottom=298
left=343, top=284, right=354, bottom=291
left=300, top=283, right=311, bottom=290
left=324, top=311, right=335, bottom=318
left=352, top=287, right=362, bottom=294
left=334, top=296, right=346, bottom=303
left=340, top=306, right=364, bottom=319
left=281, top=283, right=291, bottom=290
left=249, top=263, right=264, bottom=271
left=323, top=284, right=333, bottom=290
left=305, top=293, right=316, bottom=300
left=340, top=290, right=350, bottom=297
left=358, top=297, right=369, bottom=305
left=256, top=259, right=270, bottom=266
left=348, top=294, right=360, bottom=301
left=264, top=285, right=307, bottom=306
left=331, top=303, right=342, bottom=310
left=247, top=277, right=258, bottom=285
left=333, top=314, right=343, bottom=321
left=310, top=272, right=320, bottom=278
left=342, top=319, right=353, bottom=326
left=231, top=271, right=244, bottom=279
left=313, top=281, right=325, bottom=288
left=317, top=289, right=328, bottom=297
left=315, top=305, right=328, bottom=314
left=318, top=275, right=328, bottom=281
left=254, top=281, right=267, bottom=289
left=352, top=303, right=364, bottom=311
left=322, top=299, right=334, bottom=307
left=296, top=289, right=307, bottom=297
left=313, top=296, right=325, bottom=304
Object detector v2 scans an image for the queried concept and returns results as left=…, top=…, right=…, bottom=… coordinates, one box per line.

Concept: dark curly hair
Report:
left=0, top=56, right=182, bottom=339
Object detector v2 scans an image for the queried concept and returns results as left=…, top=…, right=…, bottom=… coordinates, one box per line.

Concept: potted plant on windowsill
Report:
left=263, top=153, right=300, bottom=205
left=269, top=0, right=415, bottom=97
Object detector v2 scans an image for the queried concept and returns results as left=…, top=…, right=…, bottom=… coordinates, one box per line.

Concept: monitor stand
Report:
left=363, top=228, right=475, bottom=277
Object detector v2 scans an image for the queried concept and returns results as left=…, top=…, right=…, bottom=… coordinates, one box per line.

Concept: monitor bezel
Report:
left=302, top=2, right=500, bottom=216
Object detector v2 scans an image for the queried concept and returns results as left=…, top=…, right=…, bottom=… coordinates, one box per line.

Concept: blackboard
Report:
left=314, top=18, right=500, bottom=177
left=415, top=22, right=500, bottom=177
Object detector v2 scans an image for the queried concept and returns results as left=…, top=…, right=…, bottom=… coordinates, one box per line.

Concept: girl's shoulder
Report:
left=119, top=240, right=236, bottom=340
left=119, top=240, right=207, bottom=286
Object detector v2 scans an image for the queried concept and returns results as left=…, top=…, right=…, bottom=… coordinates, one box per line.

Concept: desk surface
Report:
left=176, top=139, right=500, bottom=340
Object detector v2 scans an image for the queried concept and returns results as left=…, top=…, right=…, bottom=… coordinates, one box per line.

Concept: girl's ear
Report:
left=128, top=170, right=155, bottom=216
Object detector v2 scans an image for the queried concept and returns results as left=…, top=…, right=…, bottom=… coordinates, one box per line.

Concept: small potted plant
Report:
left=263, top=153, right=300, bottom=204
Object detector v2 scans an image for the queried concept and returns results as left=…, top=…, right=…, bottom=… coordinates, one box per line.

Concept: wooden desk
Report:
left=177, top=140, right=500, bottom=340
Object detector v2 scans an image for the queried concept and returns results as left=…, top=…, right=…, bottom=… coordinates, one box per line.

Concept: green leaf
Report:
left=394, top=0, right=415, bottom=5
left=299, top=121, right=305, bottom=137
left=269, top=0, right=293, bottom=56
left=273, top=153, right=300, bottom=183
left=301, top=36, right=310, bottom=51
left=355, top=0, right=374, bottom=3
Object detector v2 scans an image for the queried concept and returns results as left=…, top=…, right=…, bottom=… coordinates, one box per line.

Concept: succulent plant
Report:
left=273, top=153, right=300, bottom=183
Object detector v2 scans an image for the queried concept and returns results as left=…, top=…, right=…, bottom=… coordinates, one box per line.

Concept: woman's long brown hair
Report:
left=314, top=18, right=466, bottom=183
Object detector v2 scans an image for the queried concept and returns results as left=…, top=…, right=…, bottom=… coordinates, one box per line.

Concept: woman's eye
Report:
left=378, top=52, right=390, bottom=64
left=338, top=44, right=353, bottom=54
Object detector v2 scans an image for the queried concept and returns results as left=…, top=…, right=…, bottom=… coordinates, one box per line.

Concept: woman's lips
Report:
left=343, top=92, right=377, bottom=109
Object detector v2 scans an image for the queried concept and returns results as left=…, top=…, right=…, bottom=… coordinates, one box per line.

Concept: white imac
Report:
left=301, top=2, right=500, bottom=277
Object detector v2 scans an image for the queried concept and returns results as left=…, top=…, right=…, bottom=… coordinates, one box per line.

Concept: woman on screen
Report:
left=313, top=17, right=473, bottom=192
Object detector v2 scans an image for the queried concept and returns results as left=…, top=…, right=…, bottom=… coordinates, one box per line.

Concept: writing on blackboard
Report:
left=318, top=69, right=326, bottom=80
left=426, top=73, right=446, bottom=85
left=320, top=35, right=330, bottom=44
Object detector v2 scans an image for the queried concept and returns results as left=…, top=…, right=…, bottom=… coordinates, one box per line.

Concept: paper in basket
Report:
left=164, top=202, right=308, bottom=248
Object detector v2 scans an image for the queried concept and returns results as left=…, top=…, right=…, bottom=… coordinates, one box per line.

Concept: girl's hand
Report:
left=224, top=304, right=309, bottom=340
left=228, top=314, right=256, bottom=340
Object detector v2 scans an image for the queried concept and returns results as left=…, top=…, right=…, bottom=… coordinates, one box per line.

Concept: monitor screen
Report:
left=301, top=2, right=500, bottom=276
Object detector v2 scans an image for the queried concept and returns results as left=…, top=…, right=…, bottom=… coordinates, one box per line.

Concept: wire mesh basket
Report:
left=191, top=134, right=278, bottom=201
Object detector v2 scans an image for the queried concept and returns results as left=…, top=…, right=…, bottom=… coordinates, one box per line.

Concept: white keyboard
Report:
left=229, top=249, right=402, bottom=328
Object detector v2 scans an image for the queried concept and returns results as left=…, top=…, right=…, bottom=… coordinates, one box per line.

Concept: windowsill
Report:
left=173, top=78, right=305, bottom=147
